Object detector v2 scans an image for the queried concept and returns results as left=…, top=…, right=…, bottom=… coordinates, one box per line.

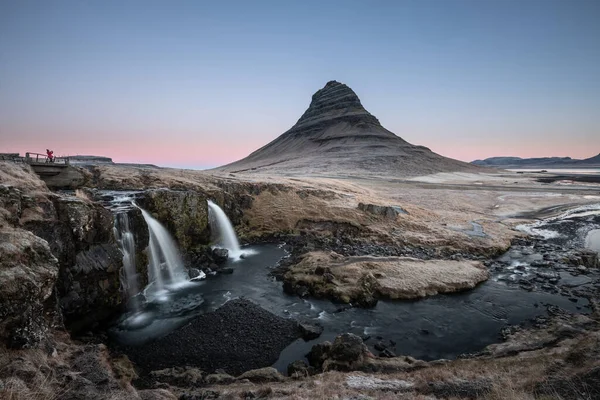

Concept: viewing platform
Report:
left=25, top=152, right=70, bottom=177
left=1, top=152, right=69, bottom=176
left=1, top=152, right=84, bottom=188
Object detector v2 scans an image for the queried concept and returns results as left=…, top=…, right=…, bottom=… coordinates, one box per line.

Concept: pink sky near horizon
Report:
left=2, top=126, right=597, bottom=170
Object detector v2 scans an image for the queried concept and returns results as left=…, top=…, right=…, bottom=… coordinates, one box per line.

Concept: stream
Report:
left=108, top=197, right=600, bottom=373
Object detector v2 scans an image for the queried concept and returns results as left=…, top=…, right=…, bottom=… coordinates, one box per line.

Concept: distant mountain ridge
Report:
left=68, top=155, right=114, bottom=163
left=215, top=80, right=480, bottom=177
left=472, top=154, right=600, bottom=168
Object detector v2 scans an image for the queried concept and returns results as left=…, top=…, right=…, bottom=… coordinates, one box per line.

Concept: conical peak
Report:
left=292, top=80, right=380, bottom=131
left=309, top=80, right=362, bottom=111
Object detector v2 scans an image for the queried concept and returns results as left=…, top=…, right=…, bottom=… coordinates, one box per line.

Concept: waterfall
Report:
left=207, top=200, right=243, bottom=259
left=114, top=212, right=140, bottom=311
left=138, top=207, right=192, bottom=292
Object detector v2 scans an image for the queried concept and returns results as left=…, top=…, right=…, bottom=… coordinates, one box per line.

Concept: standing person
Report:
left=46, top=149, right=54, bottom=162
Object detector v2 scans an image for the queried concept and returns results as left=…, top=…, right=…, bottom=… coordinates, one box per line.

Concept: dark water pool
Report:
left=110, top=243, right=589, bottom=373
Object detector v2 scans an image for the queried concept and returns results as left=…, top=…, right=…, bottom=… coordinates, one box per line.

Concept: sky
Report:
left=1, top=0, right=599, bottom=169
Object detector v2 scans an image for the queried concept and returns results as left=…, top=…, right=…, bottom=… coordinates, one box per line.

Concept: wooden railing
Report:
left=24, top=152, right=70, bottom=165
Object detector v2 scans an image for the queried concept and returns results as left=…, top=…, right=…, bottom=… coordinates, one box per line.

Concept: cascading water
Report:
left=114, top=212, right=140, bottom=311
left=207, top=200, right=244, bottom=259
left=110, top=195, right=140, bottom=312
left=138, top=207, right=192, bottom=293
left=107, top=192, right=207, bottom=332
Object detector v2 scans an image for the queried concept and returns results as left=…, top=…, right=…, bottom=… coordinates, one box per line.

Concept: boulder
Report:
left=237, top=367, right=285, bottom=383
left=329, top=333, right=369, bottom=363
left=575, top=249, right=599, bottom=269
left=358, top=203, right=408, bottom=219
left=149, top=366, right=204, bottom=387
left=0, top=228, right=58, bottom=348
left=306, top=341, right=332, bottom=369
left=298, top=321, right=324, bottom=341
left=311, top=333, right=373, bottom=372
left=287, top=360, right=314, bottom=377
left=212, top=248, right=229, bottom=264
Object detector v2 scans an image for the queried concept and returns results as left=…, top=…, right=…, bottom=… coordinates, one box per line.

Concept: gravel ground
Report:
left=120, top=299, right=300, bottom=376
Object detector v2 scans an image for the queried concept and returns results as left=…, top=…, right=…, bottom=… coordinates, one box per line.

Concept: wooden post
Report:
left=25, top=152, right=30, bottom=163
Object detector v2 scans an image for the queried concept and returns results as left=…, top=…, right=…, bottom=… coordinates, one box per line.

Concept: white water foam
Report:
left=517, top=203, right=600, bottom=239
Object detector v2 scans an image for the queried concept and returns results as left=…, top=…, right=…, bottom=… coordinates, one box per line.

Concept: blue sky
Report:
left=1, top=0, right=599, bottom=168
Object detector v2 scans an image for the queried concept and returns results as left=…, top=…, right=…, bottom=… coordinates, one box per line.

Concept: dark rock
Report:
left=374, top=341, right=387, bottom=352
left=212, top=248, right=229, bottom=264
left=573, top=249, right=599, bottom=269
left=322, top=333, right=372, bottom=371
left=298, top=321, right=324, bottom=341
left=208, top=263, right=219, bottom=271
left=282, top=281, right=310, bottom=298
left=189, top=268, right=203, bottom=279
left=306, top=341, right=332, bottom=369
left=287, top=360, right=313, bottom=377
left=379, top=349, right=396, bottom=358
left=219, top=267, right=234, bottom=274
left=329, top=333, right=369, bottom=362
left=358, top=203, right=407, bottom=219
left=314, top=266, right=330, bottom=275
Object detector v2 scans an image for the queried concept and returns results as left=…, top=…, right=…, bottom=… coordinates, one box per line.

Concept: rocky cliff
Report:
left=0, top=162, right=176, bottom=399
left=0, top=164, right=125, bottom=335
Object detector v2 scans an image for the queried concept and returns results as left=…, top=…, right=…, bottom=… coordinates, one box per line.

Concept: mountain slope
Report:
left=215, top=81, right=481, bottom=177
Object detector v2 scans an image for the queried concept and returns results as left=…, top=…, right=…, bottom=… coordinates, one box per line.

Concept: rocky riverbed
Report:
left=2, top=160, right=600, bottom=400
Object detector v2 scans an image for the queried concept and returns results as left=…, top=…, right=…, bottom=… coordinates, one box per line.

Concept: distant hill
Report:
left=68, top=155, right=114, bottom=164
left=472, top=154, right=600, bottom=169
left=215, top=81, right=481, bottom=177
left=580, top=153, right=600, bottom=165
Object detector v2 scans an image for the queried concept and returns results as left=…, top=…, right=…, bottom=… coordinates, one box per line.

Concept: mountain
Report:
left=580, top=153, right=600, bottom=165
left=472, top=154, right=600, bottom=168
left=215, top=80, right=481, bottom=177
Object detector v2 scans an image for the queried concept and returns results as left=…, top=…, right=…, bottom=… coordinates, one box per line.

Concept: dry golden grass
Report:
left=0, top=162, right=48, bottom=192
left=240, top=188, right=369, bottom=238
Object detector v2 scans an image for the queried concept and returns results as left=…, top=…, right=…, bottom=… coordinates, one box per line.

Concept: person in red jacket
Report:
left=46, top=149, right=54, bottom=162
